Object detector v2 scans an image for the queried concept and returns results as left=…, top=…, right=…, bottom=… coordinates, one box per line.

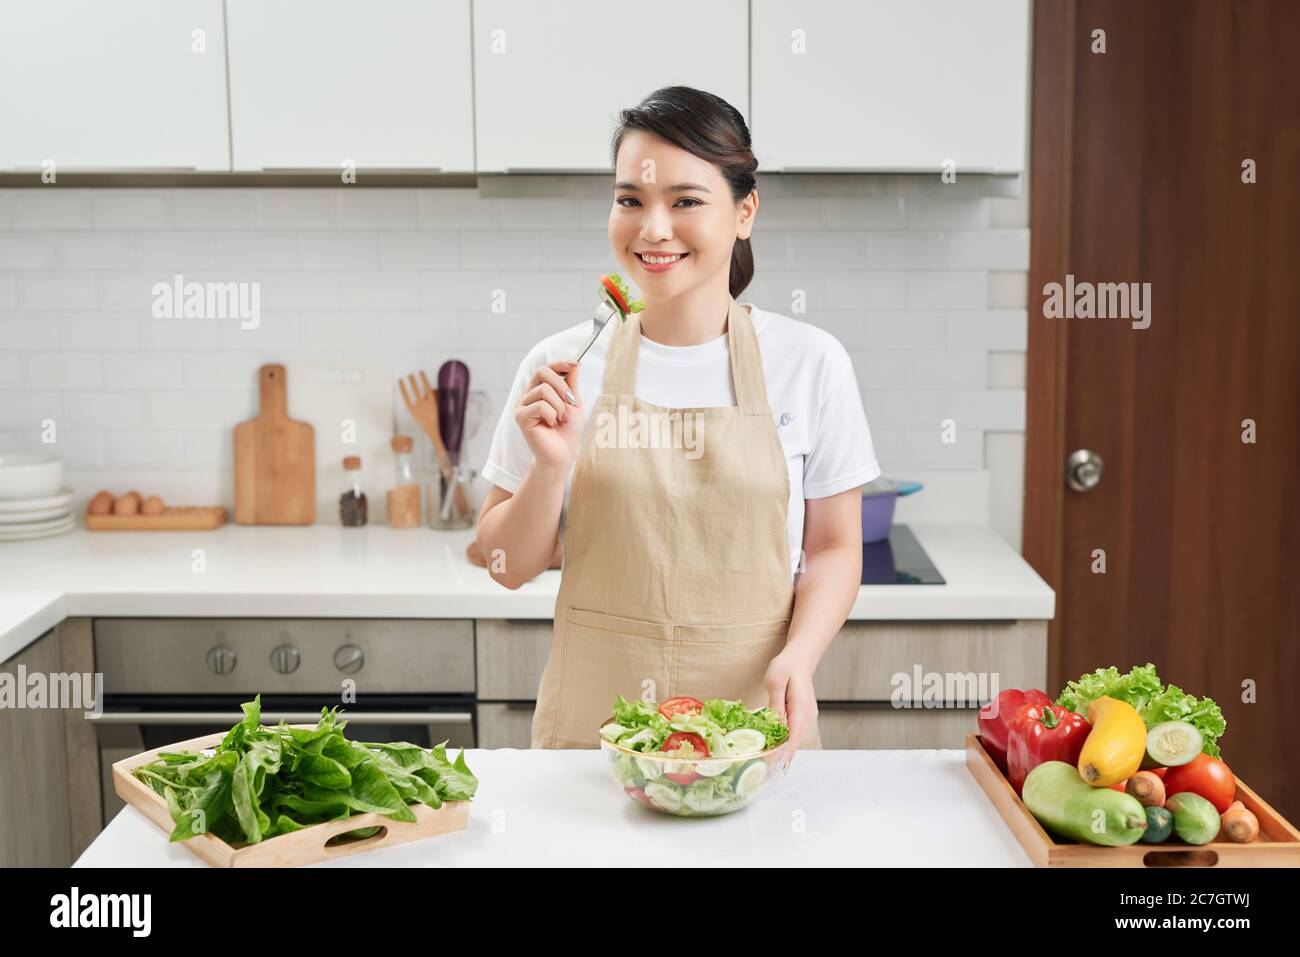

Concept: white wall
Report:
left=0, top=183, right=1028, bottom=549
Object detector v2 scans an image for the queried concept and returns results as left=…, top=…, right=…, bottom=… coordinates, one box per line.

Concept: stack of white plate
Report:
left=0, top=453, right=75, bottom=541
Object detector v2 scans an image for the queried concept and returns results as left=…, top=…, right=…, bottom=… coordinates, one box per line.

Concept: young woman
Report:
left=477, top=86, right=880, bottom=763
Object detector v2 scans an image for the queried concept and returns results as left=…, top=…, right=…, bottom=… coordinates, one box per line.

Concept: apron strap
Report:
left=602, top=297, right=771, bottom=412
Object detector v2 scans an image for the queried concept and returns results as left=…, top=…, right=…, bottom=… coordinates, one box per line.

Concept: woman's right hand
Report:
left=515, top=359, right=584, bottom=468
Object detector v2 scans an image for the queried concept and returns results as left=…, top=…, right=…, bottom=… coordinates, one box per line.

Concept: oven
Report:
left=90, top=618, right=476, bottom=822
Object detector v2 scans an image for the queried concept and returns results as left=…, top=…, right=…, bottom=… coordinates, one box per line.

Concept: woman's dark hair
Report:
left=611, top=86, right=758, bottom=298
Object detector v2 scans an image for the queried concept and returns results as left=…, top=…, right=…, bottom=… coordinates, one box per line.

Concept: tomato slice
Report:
left=660, top=730, right=708, bottom=785
left=659, top=696, right=705, bottom=720
left=660, top=731, right=708, bottom=757
left=624, top=786, right=654, bottom=808
left=600, top=275, right=630, bottom=315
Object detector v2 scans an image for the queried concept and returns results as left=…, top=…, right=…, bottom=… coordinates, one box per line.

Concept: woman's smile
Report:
left=635, top=250, right=690, bottom=272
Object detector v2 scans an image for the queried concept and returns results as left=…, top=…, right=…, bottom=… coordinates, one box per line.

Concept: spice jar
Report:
left=339, top=455, right=368, bottom=527
left=387, top=435, right=420, bottom=529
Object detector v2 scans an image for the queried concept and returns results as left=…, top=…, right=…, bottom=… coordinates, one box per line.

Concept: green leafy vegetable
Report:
left=1055, top=663, right=1226, bottom=757
left=134, top=695, right=478, bottom=845
left=605, top=694, right=789, bottom=753
left=606, top=273, right=646, bottom=316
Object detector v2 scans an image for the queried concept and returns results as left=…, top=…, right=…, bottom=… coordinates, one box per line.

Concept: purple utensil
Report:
left=437, top=360, right=470, bottom=466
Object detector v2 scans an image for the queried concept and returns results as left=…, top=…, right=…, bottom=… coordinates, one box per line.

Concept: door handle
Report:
left=1066, top=449, right=1104, bottom=492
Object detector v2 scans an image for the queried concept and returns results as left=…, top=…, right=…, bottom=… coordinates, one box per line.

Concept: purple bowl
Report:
left=860, top=479, right=922, bottom=543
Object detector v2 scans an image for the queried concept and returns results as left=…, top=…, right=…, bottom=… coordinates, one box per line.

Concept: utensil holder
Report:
left=427, top=464, right=476, bottom=529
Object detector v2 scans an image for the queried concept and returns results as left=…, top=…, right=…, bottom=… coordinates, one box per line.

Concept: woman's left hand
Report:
left=764, top=649, right=818, bottom=768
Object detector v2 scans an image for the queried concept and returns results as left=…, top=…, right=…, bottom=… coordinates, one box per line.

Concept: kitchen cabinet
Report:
left=818, top=705, right=981, bottom=749
left=0, top=0, right=230, bottom=171
left=226, top=0, right=474, bottom=171
left=471, top=0, right=749, bottom=172
left=0, top=620, right=100, bottom=867
left=472, top=618, right=1046, bottom=749
left=476, top=702, right=536, bottom=748
left=812, top=621, right=1045, bottom=701
left=751, top=0, right=1030, bottom=172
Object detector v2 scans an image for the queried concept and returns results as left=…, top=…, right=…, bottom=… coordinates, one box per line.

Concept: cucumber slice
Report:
left=644, top=782, right=684, bottom=812
left=1145, top=721, right=1203, bottom=768
left=721, top=728, right=766, bottom=757
left=734, top=759, right=768, bottom=799
left=694, top=758, right=729, bottom=777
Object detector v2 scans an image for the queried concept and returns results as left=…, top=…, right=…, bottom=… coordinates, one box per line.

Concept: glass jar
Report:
left=339, top=455, right=368, bottom=527
left=387, top=435, right=420, bottom=528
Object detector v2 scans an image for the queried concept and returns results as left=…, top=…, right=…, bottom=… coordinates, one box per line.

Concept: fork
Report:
left=573, top=295, right=625, bottom=363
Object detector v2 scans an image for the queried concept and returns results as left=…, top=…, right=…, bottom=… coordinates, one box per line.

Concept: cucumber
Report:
left=643, top=782, right=683, bottom=812
left=734, top=760, right=768, bottom=799
left=1143, top=721, right=1203, bottom=768
left=1021, top=761, right=1148, bottom=846
left=721, top=728, right=766, bottom=757
left=694, top=758, right=729, bottom=778
left=1140, top=806, right=1174, bottom=843
left=1166, top=791, right=1220, bottom=845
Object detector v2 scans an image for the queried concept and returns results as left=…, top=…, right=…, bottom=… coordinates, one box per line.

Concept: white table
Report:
left=75, top=749, right=1032, bottom=867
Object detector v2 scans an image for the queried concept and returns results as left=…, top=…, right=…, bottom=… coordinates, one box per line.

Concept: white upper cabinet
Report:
left=0, top=0, right=230, bottom=171
left=472, top=0, right=749, bottom=173
left=752, top=0, right=1029, bottom=173
left=226, top=0, right=474, bottom=172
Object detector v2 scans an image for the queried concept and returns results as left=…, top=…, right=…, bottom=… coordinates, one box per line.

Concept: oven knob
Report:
left=270, top=644, right=301, bottom=674
left=206, top=646, right=237, bottom=675
left=334, top=644, right=365, bottom=674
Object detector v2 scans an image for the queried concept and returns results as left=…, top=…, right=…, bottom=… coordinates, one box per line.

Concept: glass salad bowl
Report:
left=598, top=718, right=788, bottom=817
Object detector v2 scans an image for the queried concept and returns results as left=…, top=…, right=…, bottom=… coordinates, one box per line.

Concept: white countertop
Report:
left=0, top=522, right=1053, bottom=663
left=74, top=748, right=1032, bottom=867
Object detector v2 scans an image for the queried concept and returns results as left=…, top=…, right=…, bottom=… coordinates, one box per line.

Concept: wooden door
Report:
left=1025, top=0, right=1300, bottom=818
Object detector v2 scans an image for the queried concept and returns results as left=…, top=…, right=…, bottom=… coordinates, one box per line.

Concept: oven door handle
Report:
left=86, top=711, right=474, bottom=726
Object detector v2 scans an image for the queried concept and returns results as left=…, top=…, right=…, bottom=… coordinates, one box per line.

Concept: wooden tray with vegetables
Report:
left=967, top=664, right=1300, bottom=867
left=113, top=697, right=476, bottom=867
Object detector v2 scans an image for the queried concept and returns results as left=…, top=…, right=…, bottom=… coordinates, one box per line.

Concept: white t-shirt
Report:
left=482, top=302, right=882, bottom=574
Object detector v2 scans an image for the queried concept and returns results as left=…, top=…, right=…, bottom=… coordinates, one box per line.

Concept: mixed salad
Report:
left=599, top=695, right=789, bottom=816
left=601, top=273, right=646, bottom=319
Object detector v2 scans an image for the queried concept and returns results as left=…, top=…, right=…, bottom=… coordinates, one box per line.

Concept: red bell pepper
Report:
left=977, top=688, right=1052, bottom=772
left=1006, top=703, right=1091, bottom=795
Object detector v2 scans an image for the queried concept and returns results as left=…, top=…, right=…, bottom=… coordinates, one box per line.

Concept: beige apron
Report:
left=531, top=297, right=822, bottom=751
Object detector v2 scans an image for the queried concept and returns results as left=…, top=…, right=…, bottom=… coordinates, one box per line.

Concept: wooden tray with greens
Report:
left=113, top=696, right=476, bottom=867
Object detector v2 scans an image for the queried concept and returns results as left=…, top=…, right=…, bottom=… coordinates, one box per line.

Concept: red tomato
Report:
left=660, top=730, right=709, bottom=785
left=601, top=276, right=630, bottom=314
left=1163, top=754, right=1236, bottom=813
left=1110, top=780, right=1128, bottom=792
left=1152, top=767, right=1168, bottom=779
left=624, top=786, right=654, bottom=808
left=659, top=696, right=704, bottom=720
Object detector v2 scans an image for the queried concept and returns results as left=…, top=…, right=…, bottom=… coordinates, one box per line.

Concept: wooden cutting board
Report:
left=234, top=364, right=315, bottom=525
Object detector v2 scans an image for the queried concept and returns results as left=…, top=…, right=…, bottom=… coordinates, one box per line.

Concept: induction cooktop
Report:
left=861, top=524, right=945, bottom=585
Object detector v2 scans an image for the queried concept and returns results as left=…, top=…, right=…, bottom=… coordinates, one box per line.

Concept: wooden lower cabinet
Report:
left=476, top=702, right=538, bottom=749
left=0, top=619, right=101, bottom=867
left=473, top=618, right=1047, bottom=750
left=818, top=705, right=982, bottom=749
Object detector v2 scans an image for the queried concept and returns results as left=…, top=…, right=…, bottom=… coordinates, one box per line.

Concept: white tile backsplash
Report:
left=0, top=185, right=1029, bottom=549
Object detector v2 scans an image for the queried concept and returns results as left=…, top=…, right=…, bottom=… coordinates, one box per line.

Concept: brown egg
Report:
left=88, top=491, right=115, bottom=515
left=113, top=492, right=141, bottom=516
left=141, top=495, right=165, bottom=515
